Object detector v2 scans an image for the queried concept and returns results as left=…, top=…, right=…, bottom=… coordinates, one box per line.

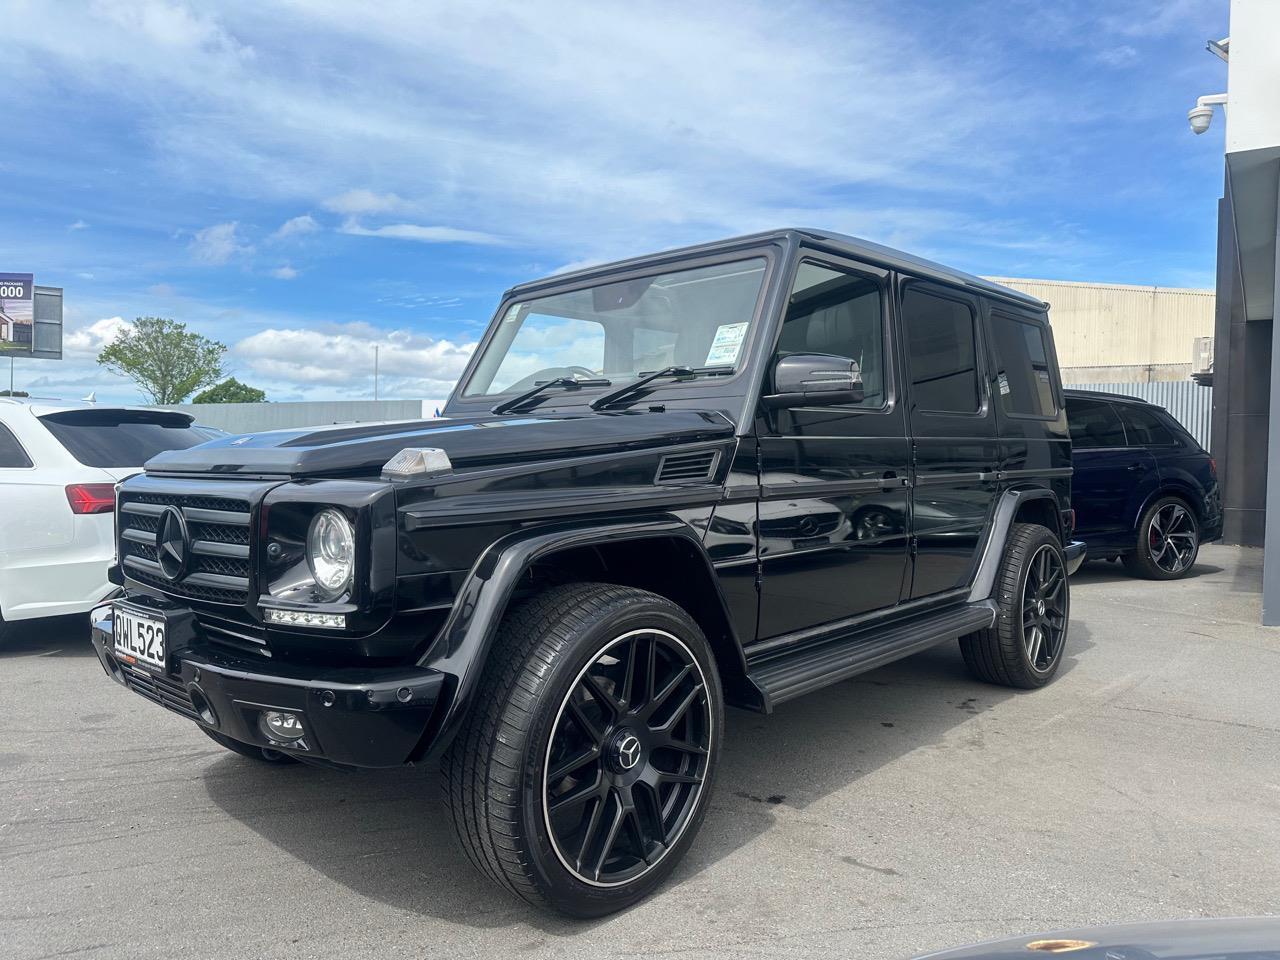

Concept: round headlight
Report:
left=306, top=509, right=354, bottom=599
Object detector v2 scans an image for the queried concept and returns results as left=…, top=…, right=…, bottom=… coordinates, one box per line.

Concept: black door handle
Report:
left=1126, top=462, right=1148, bottom=472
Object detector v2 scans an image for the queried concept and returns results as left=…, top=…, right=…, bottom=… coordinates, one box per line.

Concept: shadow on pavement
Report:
left=1070, top=559, right=1225, bottom=586
left=202, top=629, right=1093, bottom=933
left=0, top=614, right=95, bottom=657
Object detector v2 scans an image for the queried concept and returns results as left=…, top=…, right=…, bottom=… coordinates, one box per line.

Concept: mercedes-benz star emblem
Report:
left=616, top=734, right=642, bottom=771
left=156, top=505, right=190, bottom=581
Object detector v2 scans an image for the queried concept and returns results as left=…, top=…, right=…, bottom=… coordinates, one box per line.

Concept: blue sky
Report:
left=0, top=0, right=1229, bottom=406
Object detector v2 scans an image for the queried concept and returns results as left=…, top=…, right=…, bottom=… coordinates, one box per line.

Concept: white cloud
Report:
left=234, top=323, right=475, bottom=398
left=64, top=316, right=133, bottom=356
left=322, top=189, right=406, bottom=216
left=270, top=265, right=299, bottom=279
left=270, top=214, right=319, bottom=240
left=190, top=221, right=252, bottom=265
left=340, top=220, right=502, bottom=246
left=68, top=219, right=88, bottom=231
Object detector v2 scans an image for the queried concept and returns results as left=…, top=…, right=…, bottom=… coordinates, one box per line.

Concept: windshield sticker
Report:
left=502, top=304, right=522, bottom=323
left=997, top=372, right=1011, bottom=395
left=704, top=322, right=748, bottom=367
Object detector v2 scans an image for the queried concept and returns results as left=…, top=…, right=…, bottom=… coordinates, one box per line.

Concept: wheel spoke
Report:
left=644, top=663, right=693, bottom=720
left=1026, top=626, right=1043, bottom=666
left=653, top=733, right=708, bottom=757
left=548, top=744, right=601, bottom=784
left=589, top=790, right=627, bottom=882
left=566, top=696, right=605, bottom=745
left=651, top=682, right=704, bottom=735
left=550, top=769, right=603, bottom=813
left=574, top=795, right=606, bottom=873
left=580, top=671, right=624, bottom=722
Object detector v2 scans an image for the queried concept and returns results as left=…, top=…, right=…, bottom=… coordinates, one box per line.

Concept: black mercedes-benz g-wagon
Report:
left=91, top=228, right=1085, bottom=916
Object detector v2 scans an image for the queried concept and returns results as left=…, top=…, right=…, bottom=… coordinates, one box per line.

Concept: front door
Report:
left=900, top=281, right=1000, bottom=599
left=754, top=255, right=911, bottom=641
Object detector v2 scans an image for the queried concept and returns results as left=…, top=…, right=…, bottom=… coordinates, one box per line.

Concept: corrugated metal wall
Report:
left=989, top=277, right=1215, bottom=381
left=162, top=399, right=432, bottom=434
left=1065, top=381, right=1213, bottom=449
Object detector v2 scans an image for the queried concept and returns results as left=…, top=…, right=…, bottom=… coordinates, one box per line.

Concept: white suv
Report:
left=0, top=398, right=223, bottom=641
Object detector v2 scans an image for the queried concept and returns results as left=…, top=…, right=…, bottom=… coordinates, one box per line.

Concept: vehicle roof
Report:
left=0, top=397, right=194, bottom=420
left=507, top=227, right=1047, bottom=310
left=1063, top=388, right=1159, bottom=406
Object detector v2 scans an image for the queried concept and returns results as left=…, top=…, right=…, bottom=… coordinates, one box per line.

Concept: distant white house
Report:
left=0, top=309, right=13, bottom=343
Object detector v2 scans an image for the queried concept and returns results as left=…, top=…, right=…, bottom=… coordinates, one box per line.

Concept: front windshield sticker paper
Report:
left=705, top=322, right=748, bottom=366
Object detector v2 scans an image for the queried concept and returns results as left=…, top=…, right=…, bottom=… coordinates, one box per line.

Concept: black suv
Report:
left=91, top=229, right=1085, bottom=916
left=1065, top=389, right=1222, bottom=579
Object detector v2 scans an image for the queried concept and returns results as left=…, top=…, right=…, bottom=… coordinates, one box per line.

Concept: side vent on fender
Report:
left=656, top=450, right=719, bottom=484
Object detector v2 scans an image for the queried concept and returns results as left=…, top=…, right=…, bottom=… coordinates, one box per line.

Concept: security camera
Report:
left=1188, top=104, right=1214, bottom=135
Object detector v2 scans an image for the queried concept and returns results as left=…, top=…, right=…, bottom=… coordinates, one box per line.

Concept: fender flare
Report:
left=415, top=515, right=754, bottom=758
left=967, top=487, right=1062, bottom=603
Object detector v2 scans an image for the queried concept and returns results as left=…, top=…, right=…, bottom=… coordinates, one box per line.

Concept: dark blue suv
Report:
left=1065, top=389, right=1222, bottom=579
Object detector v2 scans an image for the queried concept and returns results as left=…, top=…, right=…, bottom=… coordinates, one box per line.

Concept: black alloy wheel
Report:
left=1125, top=497, right=1200, bottom=580
left=443, top=582, right=724, bottom=917
left=1021, top=543, right=1067, bottom=675
left=543, top=628, right=712, bottom=887
left=960, top=522, right=1070, bottom=689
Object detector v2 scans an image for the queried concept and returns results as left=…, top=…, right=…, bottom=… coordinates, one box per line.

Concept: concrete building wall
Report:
left=988, top=276, right=1215, bottom=383
left=163, top=399, right=432, bottom=434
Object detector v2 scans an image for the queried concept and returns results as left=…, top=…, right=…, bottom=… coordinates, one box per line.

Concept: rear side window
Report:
left=1118, top=405, right=1176, bottom=447
left=0, top=422, right=33, bottom=467
left=902, top=288, right=980, bottom=413
left=38, top=410, right=220, bottom=468
left=1067, top=398, right=1127, bottom=448
left=990, top=312, right=1056, bottom=416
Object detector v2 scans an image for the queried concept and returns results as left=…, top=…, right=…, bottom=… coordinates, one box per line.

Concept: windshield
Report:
left=462, top=257, right=767, bottom=397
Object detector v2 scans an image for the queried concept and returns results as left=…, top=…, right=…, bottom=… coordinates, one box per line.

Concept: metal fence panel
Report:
left=160, top=399, right=431, bottom=434
left=1065, top=380, right=1212, bottom=448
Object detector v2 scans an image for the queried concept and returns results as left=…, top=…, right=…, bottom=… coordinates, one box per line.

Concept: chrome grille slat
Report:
left=191, top=540, right=250, bottom=559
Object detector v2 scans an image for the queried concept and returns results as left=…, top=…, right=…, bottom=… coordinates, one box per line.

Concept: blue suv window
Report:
left=1067, top=398, right=1127, bottom=449
left=1118, top=405, right=1177, bottom=447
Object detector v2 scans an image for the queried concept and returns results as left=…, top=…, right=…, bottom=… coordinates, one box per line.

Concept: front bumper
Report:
left=90, top=597, right=446, bottom=768
left=1063, top=539, right=1087, bottom=575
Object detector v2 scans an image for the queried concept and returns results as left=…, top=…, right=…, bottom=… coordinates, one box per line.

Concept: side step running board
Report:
left=747, top=601, right=997, bottom=710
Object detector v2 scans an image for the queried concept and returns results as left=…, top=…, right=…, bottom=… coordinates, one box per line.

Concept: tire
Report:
left=1122, top=496, right=1200, bottom=580
left=960, top=523, right=1069, bottom=689
left=200, top=726, right=299, bottom=764
left=442, top=582, right=723, bottom=917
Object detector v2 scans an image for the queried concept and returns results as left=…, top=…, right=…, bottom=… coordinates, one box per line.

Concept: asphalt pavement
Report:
left=3, top=543, right=1279, bottom=960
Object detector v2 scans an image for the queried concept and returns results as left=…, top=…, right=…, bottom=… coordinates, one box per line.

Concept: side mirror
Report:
left=763, top=353, right=864, bottom=408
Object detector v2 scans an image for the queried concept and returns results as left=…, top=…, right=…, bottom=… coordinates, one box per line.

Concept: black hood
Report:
left=143, top=409, right=736, bottom=478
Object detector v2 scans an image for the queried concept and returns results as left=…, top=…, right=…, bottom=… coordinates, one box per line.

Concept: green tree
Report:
left=193, top=377, right=267, bottom=404
left=97, top=317, right=226, bottom=404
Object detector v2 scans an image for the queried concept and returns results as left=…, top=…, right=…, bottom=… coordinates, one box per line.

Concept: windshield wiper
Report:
left=589, top=365, right=732, bottom=411
left=491, top=376, right=611, bottom=415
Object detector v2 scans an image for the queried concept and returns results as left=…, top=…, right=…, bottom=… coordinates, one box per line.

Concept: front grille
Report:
left=118, top=491, right=253, bottom=605
left=120, top=662, right=200, bottom=720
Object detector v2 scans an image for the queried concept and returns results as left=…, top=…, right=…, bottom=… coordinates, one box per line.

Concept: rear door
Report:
left=1066, top=396, right=1155, bottom=546
left=900, top=280, right=1000, bottom=599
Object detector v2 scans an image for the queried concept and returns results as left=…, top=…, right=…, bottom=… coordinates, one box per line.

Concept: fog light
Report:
left=262, top=607, right=346, bottom=629
left=261, top=710, right=306, bottom=742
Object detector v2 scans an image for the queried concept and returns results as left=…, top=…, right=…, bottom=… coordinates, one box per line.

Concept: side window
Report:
left=1066, top=399, right=1128, bottom=449
left=0, top=423, right=33, bottom=468
left=775, top=260, right=886, bottom=408
left=1119, top=405, right=1176, bottom=446
left=902, top=287, right=980, bottom=413
left=990, top=312, right=1057, bottom=416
